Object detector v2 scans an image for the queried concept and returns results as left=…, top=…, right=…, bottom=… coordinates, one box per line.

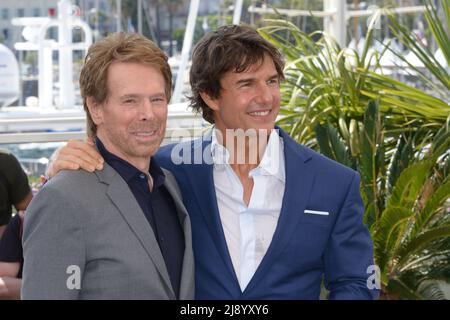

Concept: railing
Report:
left=0, top=103, right=207, bottom=177
left=0, top=131, right=86, bottom=144
left=0, top=103, right=207, bottom=144
left=0, top=127, right=207, bottom=144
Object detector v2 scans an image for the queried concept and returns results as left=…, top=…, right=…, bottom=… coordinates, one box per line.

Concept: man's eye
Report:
left=268, top=79, right=279, bottom=85
left=151, top=97, right=165, bottom=103
left=239, top=82, right=251, bottom=88
left=124, top=99, right=137, bottom=104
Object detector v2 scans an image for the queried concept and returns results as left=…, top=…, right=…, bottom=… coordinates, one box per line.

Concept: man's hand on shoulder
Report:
left=46, top=139, right=104, bottom=178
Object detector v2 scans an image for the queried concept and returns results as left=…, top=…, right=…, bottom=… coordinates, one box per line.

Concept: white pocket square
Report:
left=304, top=209, right=329, bottom=216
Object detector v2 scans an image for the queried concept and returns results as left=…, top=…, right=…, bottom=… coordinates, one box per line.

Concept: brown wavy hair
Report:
left=188, top=25, right=285, bottom=124
left=79, top=32, right=172, bottom=137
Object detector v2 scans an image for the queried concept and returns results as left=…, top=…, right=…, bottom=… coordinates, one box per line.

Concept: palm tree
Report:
left=258, top=16, right=449, bottom=147
left=258, top=0, right=450, bottom=298
left=315, top=101, right=450, bottom=299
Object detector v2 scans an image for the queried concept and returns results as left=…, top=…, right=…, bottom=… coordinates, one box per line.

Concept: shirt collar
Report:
left=253, top=129, right=285, bottom=182
left=95, top=137, right=165, bottom=188
left=211, top=128, right=231, bottom=167
left=210, top=127, right=285, bottom=183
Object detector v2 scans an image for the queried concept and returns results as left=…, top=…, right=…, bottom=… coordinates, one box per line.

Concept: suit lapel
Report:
left=162, top=168, right=188, bottom=225
left=243, top=129, right=315, bottom=294
left=96, top=164, right=174, bottom=297
left=184, top=137, right=241, bottom=288
left=162, top=169, right=194, bottom=299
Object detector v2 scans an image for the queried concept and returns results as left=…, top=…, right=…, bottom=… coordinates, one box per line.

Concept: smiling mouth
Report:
left=131, top=130, right=159, bottom=138
left=135, top=131, right=156, bottom=135
left=248, top=109, right=271, bottom=117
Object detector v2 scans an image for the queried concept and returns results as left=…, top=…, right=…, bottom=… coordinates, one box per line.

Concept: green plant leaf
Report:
left=387, top=160, right=434, bottom=210
left=373, top=206, right=414, bottom=272
left=314, top=122, right=354, bottom=168
left=412, top=178, right=450, bottom=238
left=397, top=226, right=450, bottom=267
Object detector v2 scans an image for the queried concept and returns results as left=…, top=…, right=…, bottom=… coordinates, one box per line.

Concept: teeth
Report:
left=135, top=131, right=156, bottom=136
left=249, top=110, right=270, bottom=116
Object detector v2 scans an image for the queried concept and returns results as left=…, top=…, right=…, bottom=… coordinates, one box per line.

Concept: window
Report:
left=32, top=8, right=41, bottom=17
left=1, top=8, right=9, bottom=20
left=17, top=8, right=25, bottom=17
left=2, top=29, right=9, bottom=40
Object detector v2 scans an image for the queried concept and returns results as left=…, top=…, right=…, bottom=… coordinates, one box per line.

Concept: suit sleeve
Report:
left=323, top=172, right=380, bottom=300
left=21, top=184, right=85, bottom=300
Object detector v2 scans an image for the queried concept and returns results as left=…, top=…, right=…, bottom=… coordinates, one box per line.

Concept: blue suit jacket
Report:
left=155, top=128, right=378, bottom=300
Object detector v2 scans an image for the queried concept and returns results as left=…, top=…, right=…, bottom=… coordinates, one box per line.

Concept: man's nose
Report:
left=256, top=83, right=274, bottom=105
left=138, top=99, right=156, bottom=120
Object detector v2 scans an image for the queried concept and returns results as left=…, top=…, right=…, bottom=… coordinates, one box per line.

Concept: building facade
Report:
left=0, top=0, right=59, bottom=48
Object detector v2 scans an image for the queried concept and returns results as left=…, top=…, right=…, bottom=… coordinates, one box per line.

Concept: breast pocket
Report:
left=300, top=208, right=333, bottom=227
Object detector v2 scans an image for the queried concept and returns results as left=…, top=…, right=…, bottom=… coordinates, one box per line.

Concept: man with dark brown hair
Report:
left=48, top=25, right=378, bottom=300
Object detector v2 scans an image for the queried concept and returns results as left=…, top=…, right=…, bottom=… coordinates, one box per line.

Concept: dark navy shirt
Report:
left=0, top=213, right=23, bottom=278
left=96, top=138, right=185, bottom=298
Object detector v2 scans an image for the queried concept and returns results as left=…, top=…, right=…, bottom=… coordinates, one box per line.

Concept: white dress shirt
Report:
left=211, top=128, right=285, bottom=291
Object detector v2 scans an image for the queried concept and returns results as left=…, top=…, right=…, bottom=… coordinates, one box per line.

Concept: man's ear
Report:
left=86, top=96, right=103, bottom=125
left=199, top=92, right=219, bottom=111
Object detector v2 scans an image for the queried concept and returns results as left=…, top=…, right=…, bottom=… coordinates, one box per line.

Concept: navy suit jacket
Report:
left=155, top=127, right=378, bottom=300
